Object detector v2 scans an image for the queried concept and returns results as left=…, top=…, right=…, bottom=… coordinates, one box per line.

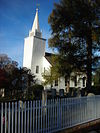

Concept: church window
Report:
left=83, top=77, right=85, bottom=87
left=44, top=67, right=45, bottom=74
left=35, top=30, right=41, bottom=37
left=74, top=75, right=77, bottom=86
left=36, top=66, right=39, bottom=73
left=51, top=83, right=53, bottom=88
left=65, top=76, right=67, bottom=86
left=55, top=79, right=58, bottom=86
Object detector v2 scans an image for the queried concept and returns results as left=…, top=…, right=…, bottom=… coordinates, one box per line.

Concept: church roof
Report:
left=45, top=52, right=54, bottom=65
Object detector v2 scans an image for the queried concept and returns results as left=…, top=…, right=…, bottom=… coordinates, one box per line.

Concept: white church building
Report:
left=23, top=9, right=86, bottom=92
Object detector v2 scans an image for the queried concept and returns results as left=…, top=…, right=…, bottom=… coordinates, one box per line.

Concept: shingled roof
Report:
left=45, top=52, right=53, bottom=65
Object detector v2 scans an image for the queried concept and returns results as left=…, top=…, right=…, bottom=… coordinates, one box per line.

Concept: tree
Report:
left=0, top=54, right=36, bottom=99
left=42, top=66, right=60, bottom=88
left=8, top=67, right=36, bottom=99
left=48, top=0, right=100, bottom=91
left=0, top=54, right=18, bottom=92
left=0, top=68, right=8, bottom=88
left=93, top=67, right=100, bottom=86
left=28, top=84, right=44, bottom=99
left=0, top=54, right=18, bottom=70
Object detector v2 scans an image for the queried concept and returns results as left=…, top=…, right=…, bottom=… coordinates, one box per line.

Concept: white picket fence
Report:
left=0, top=96, right=100, bottom=133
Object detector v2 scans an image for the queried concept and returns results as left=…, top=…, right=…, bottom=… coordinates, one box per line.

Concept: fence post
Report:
left=35, top=100, right=38, bottom=133
left=55, top=99, right=57, bottom=129
left=50, top=99, right=53, bottom=131
left=57, top=98, right=59, bottom=129
left=21, top=101, right=23, bottom=133
left=30, top=101, right=32, bottom=133
left=38, top=100, right=40, bottom=133
left=48, top=100, right=50, bottom=132
left=94, top=96, right=96, bottom=119
left=1, top=103, right=3, bottom=133
left=33, top=101, right=35, bottom=133
left=52, top=99, right=54, bottom=130
left=18, top=101, right=20, bottom=133
left=12, top=102, right=14, bottom=133
left=15, top=102, right=17, bottom=133
left=24, top=101, right=26, bottom=133
left=59, top=98, right=61, bottom=129
left=46, top=99, right=47, bottom=133
left=8, top=102, right=10, bottom=133
left=27, top=101, right=29, bottom=133
left=5, top=102, right=7, bottom=133
left=40, top=100, right=42, bottom=133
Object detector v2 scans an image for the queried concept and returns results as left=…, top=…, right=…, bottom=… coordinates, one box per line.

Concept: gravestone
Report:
left=59, top=89, right=64, bottom=97
left=51, top=89, right=56, bottom=98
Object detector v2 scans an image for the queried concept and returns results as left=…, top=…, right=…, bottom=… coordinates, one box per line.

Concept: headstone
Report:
left=81, top=89, right=85, bottom=96
left=42, top=90, right=47, bottom=105
left=87, top=93, right=95, bottom=97
left=59, top=89, right=64, bottom=97
left=73, top=90, right=77, bottom=97
left=51, top=89, right=56, bottom=98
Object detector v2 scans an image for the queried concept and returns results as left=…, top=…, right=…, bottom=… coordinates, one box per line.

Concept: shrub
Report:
left=91, top=86, right=100, bottom=95
left=28, top=84, right=44, bottom=100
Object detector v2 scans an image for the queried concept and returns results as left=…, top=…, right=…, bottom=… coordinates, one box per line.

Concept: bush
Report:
left=28, top=84, right=44, bottom=100
left=84, top=86, right=100, bottom=95
left=91, top=86, right=100, bottom=95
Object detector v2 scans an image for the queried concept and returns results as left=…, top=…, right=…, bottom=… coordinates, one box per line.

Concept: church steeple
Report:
left=32, top=8, right=40, bottom=33
left=29, top=8, right=42, bottom=37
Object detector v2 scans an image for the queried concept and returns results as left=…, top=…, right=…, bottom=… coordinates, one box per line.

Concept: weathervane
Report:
left=36, top=3, right=40, bottom=10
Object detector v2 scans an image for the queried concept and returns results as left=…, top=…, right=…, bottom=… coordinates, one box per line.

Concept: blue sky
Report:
left=0, top=0, right=59, bottom=67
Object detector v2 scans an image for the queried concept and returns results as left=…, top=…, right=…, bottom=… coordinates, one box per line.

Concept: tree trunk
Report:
left=86, top=31, right=92, bottom=92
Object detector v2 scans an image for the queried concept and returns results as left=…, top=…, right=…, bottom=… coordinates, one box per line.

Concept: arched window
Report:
left=74, top=75, right=77, bottom=86
left=83, top=77, right=86, bottom=87
left=55, top=79, right=58, bottom=86
left=65, top=76, right=69, bottom=86
left=36, top=66, right=39, bottom=73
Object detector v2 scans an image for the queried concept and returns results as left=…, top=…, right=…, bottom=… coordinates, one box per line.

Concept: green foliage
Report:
left=91, top=86, right=100, bottom=95
left=42, top=54, right=61, bottom=86
left=28, top=84, right=44, bottom=99
left=83, top=86, right=100, bottom=95
left=48, top=0, right=100, bottom=90
left=0, top=68, right=8, bottom=88
left=0, top=54, right=36, bottom=99
left=42, top=66, right=60, bottom=87
left=93, top=67, right=100, bottom=86
left=3, top=67, right=36, bottom=97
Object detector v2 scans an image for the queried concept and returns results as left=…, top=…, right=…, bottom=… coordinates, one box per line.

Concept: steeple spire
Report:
left=29, top=8, right=41, bottom=37
left=32, top=8, right=40, bottom=32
